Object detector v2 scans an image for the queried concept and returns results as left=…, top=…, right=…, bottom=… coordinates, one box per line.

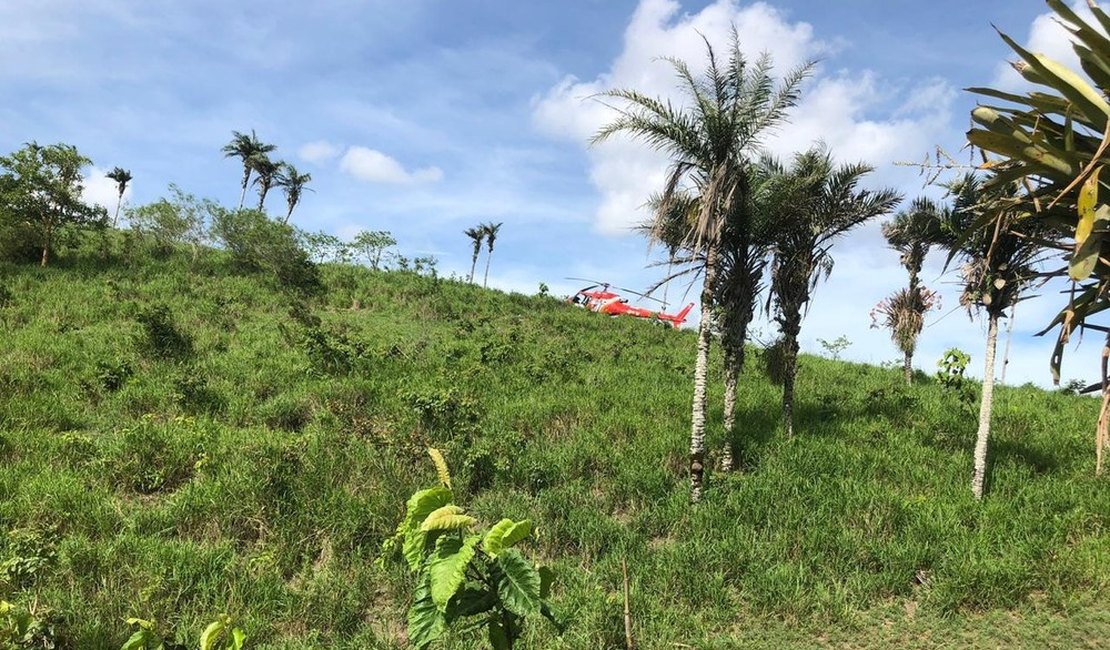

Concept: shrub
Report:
left=135, top=305, right=194, bottom=362
left=210, top=208, right=322, bottom=297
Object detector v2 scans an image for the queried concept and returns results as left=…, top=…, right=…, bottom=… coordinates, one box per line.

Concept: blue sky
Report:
left=2, top=0, right=1102, bottom=387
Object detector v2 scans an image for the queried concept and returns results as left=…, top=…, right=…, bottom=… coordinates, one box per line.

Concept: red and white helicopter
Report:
left=566, top=278, right=694, bottom=329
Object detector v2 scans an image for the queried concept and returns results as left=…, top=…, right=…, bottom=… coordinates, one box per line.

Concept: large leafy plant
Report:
left=379, top=449, right=562, bottom=649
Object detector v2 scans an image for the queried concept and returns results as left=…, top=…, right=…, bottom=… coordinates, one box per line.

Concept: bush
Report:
left=210, top=208, right=323, bottom=297
left=135, top=305, right=194, bottom=361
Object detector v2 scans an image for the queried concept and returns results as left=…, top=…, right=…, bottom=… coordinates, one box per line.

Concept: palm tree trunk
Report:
left=238, top=169, right=251, bottom=210
left=1000, top=303, right=1017, bottom=385
left=284, top=204, right=294, bottom=224
left=468, top=249, right=479, bottom=284
left=483, top=247, right=493, bottom=288
left=689, top=245, right=718, bottom=503
left=720, top=346, right=742, bottom=471
left=258, top=186, right=268, bottom=211
left=903, top=351, right=913, bottom=385
left=113, top=193, right=123, bottom=228
left=972, top=313, right=1000, bottom=500
left=779, top=307, right=802, bottom=438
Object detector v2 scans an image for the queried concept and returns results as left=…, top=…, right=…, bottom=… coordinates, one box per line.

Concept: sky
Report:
left=1, top=0, right=1104, bottom=387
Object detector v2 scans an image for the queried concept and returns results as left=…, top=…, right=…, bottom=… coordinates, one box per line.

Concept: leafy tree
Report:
left=464, top=226, right=485, bottom=283
left=964, top=0, right=1110, bottom=475
left=481, top=221, right=503, bottom=288
left=298, top=229, right=351, bottom=264
left=222, top=130, right=276, bottom=210
left=767, top=147, right=900, bottom=437
left=593, top=30, right=812, bottom=501
left=126, top=184, right=213, bottom=260
left=276, top=162, right=311, bottom=224
left=210, top=207, right=322, bottom=297
left=250, top=155, right=281, bottom=212
left=0, top=142, right=107, bottom=266
left=874, top=197, right=946, bottom=384
left=106, top=166, right=132, bottom=227
left=350, top=230, right=397, bottom=270
left=940, top=173, right=1054, bottom=499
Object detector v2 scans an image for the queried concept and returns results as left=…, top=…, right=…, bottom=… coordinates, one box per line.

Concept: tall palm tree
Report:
left=595, top=30, right=812, bottom=502
left=875, top=197, right=946, bottom=384
left=464, top=226, right=485, bottom=283
left=251, top=154, right=280, bottom=212
left=481, top=222, right=503, bottom=288
left=940, top=173, right=1053, bottom=499
left=106, top=167, right=132, bottom=227
left=768, top=147, right=901, bottom=437
left=222, top=130, right=276, bottom=210
left=276, top=162, right=312, bottom=224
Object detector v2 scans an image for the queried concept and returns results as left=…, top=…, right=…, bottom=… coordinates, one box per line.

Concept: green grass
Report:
left=0, top=251, right=1106, bottom=649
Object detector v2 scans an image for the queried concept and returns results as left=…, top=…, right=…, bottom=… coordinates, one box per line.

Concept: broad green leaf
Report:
left=120, top=630, right=158, bottom=650
left=407, top=583, right=446, bottom=650
left=483, top=518, right=532, bottom=557
left=230, top=627, right=246, bottom=650
left=447, top=587, right=497, bottom=620
left=487, top=617, right=511, bottom=650
left=421, top=505, right=476, bottom=532
left=1071, top=203, right=1110, bottom=279
left=400, top=487, right=453, bottom=571
left=999, top=30, right=1110, bottom=131
left=429, top=534, right=481, bottom=611
left=496, top=549, right=542, bottom=617
left=538, top=565, right=555, bottom=599
left=1077, top=166, right=1103, bottom=243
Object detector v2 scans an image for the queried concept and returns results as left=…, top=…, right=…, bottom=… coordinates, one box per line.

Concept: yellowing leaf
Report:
left=1077, top=165, right=1103, bottom=244
left=427, top=448, right=452, bottom=489
left=420, top=505, right=476, bottom=532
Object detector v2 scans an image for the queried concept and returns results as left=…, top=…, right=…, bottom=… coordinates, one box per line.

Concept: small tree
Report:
left=0, top=142, right=107, bottom=266
left=875, top=198, right=946, bottom=384
left=350, top=230, right=397, bottom=270
left=768, top=147, right=901, bottom=437
left=126, top=184, right=212, bottom=261
left=106, top=167, right=132, bottom=227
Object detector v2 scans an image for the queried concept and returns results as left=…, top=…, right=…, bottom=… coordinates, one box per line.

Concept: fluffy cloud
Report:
left=532, top=0, right=955, bottom=234
left=991, top=1, right=1098, bottom=90
left=297, top=140, right=342, bottom=165
left=338, top=146, right=443, bottom=184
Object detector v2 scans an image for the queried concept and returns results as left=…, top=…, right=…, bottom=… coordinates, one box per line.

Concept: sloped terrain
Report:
left=0, top=254, right=1106, bottom=648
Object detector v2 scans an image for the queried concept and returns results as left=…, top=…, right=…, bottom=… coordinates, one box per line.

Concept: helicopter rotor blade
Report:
left=613, top=285, right=664, bottom=304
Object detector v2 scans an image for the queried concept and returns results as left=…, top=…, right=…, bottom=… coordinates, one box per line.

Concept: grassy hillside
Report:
left=0, top=253, right=1107, bottom=649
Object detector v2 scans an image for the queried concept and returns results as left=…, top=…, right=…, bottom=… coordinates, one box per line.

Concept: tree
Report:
left=126, top=184, right=213, bottom=261
left=0, top=142, right=107, bottom=266
left=351, top=230, right=397, bottom=269
left=464, top=226, right=485, bottom=283
left=276, top=163, right=312, bottom=224
left=594, top=30, right=812, bottom=501
left=768, top=147, right=900, bottom=437
left=481, top=221, right=502, bottom=289
left=940, top=173, right=1053, bottom=499
left=874, top=198, right=946, bottom=384
left=251, top=155, right=281, bottom=212
left=222, top=130, right=276, bottom=210
left=106, top=166, right=132, bottom=227
left=964, top=0, right=1110, bottom=475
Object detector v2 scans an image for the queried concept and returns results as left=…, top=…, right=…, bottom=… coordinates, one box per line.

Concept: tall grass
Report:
left=0, top=250, right=1106, bottom=648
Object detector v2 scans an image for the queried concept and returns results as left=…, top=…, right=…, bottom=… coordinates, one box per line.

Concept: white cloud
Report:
left=532, top=0, right=955, bottom=234
left=297, top=140, right=342, bottom=165
left=82, top=166, right=131, bottom=214
left=990, top=1, right=1098, bottom=90
left=338, top=146, right=443, bottom=184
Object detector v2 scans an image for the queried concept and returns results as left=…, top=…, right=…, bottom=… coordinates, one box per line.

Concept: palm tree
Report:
left=481, top=222, right=502, bottom=288
left=768, top=147, right=901, bottom=437
left=464, top=226, right=485, bottom=283
left=276, top=163, right=312, bottom=224
left=875, top=198, right=946, bottom=384
left=940, top=173, right=1053, bottom=499
left=595, top=30, right=812, bottom=502
left=106, top=167, right=132, bottom=227
left=251, top=154, right=280, bottom=212
left=222, top=130, right=276, bottom=210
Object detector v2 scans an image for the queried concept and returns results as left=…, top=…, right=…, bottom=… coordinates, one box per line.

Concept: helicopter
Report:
left=566, top=278, right=694, bottom=329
